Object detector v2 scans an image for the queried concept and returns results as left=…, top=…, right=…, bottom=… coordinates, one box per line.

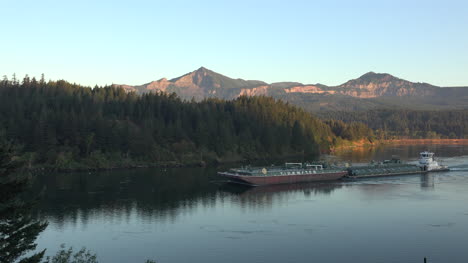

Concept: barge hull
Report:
left=346, top=168, right=450, bottom=179
left=218, top=171, right=347, bottom=186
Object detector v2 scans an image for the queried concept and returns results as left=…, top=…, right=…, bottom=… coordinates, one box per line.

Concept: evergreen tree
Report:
left=0, top=136, right=48, bottom=263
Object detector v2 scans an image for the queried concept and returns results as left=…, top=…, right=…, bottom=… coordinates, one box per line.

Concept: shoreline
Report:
left=27, top=153, right=309, bottom=174
left=331, top=138, right=468, bottom=152
left=383, top=139, right=468, bottom=145
left=29, top=139, right=468, bottom=173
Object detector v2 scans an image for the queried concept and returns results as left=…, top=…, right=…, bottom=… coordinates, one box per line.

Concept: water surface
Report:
left=33, top=144, right=468, bottom=262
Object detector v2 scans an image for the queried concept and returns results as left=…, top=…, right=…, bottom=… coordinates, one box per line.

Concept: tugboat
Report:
left=218, top=163, right=348, bottom=186
left=417, top=151, right=449, bottom=171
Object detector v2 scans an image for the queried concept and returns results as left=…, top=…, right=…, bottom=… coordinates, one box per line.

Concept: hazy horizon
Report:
left=2, top=0, right=468, bottom=87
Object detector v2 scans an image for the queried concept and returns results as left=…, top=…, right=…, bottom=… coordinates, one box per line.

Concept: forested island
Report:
left=1, top=75, right=466, bottom=170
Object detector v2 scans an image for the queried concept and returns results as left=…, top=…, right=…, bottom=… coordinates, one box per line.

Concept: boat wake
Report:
left=447, top=167, right=468, bottom=171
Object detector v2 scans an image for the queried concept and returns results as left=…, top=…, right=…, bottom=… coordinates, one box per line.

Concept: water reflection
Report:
left=221, top=182, right=342, bottom=196
left=420, top=174, right=435, bottom=190
left=32, top=168, right=348, bottom=226
left=220, top=182, right=343, bottom=209
left=31, top=167, right=220, bottom=227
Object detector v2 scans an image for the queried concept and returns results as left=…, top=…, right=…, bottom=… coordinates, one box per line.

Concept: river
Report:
left=32, top=144, right=468, bottom=262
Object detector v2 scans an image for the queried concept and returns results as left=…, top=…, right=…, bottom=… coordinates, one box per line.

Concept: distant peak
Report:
left=355, top=71, right=397, bottom=82
left=362, top=71, right=376, bottom=76
left=191, top=67, right=216, bottom=76
left=195, top=66, right=210, bottom=72
left=360, top=71, right=390, bottom=77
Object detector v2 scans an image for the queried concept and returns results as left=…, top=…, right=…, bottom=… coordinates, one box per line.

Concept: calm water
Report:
left=32, top=145, right=468, bottom=263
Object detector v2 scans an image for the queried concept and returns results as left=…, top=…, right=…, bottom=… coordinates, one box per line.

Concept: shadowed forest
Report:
left=0, top=76, right=375, bottom=169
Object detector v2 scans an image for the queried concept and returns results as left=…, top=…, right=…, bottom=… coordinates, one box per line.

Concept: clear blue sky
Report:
left=2, top=0, right=468, bottom=87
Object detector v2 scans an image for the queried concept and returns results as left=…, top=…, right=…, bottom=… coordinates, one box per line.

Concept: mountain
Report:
left=116, top=67, right=267, bottom=100
left=114, top=68, right=468, bottom=111
left=335, top=72, right=439, bottom=98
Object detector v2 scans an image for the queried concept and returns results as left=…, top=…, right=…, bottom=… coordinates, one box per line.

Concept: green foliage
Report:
left=0, top=134, right=48, bottom=263
left=1, top=75, right=394, bottom=169
left=44, top=245, right=97, bottom=263
left=0, top=77, right=369, bottom=168
left=43, top=245, right=157, bottom=263
left=0, top=75, right=392, bottom=169
left=325, top=120, right=375, bottom=141
left=322, top=109, right=468, bottom=139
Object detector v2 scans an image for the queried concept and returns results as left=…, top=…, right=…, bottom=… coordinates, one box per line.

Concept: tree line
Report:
left=0, top=75, right=375, bottom=169
left=321, top=109, right=468, bottom=139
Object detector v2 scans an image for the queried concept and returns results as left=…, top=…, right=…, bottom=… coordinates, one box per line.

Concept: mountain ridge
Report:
left=113, top=67, right=468, bottom=110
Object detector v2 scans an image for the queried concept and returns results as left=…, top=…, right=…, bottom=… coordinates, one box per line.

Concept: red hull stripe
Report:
left=218, top=171, right=347, bottom=186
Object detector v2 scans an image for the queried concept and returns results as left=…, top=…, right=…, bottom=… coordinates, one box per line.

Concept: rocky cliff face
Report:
left=284, top=85, right=336, bottom=95
left=114, top=68, right=464, bottom=101
left=239, top=85, right=270, bottom=96
left=336, top=72, right=439, bottom=98
left=115, top=67, right=267, bottom=100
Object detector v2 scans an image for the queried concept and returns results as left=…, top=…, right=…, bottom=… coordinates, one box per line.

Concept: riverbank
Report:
left=24, top=151, right=311, bottom=173
left=330, top=139, right=376, bottom=152
left=25, top=139, right=468, bottom=173
left=384, top=139, right=468, bottom=145
left=330, top=138, right=468, bottom=153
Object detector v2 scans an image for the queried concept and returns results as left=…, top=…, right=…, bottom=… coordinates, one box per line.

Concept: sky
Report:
left=2, top=0, right=468, bottom=87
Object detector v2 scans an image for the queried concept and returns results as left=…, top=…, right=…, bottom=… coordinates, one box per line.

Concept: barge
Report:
left=218, top=163, right=348, bottom=186
left=219, top=151, right=449, bottom=185
left=346, top=151, right=449, bottom=179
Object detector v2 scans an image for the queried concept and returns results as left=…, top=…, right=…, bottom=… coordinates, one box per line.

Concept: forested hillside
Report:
left=0, top=76, right=374, bottom=169
left=321, top=110, right=468, bottom=139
